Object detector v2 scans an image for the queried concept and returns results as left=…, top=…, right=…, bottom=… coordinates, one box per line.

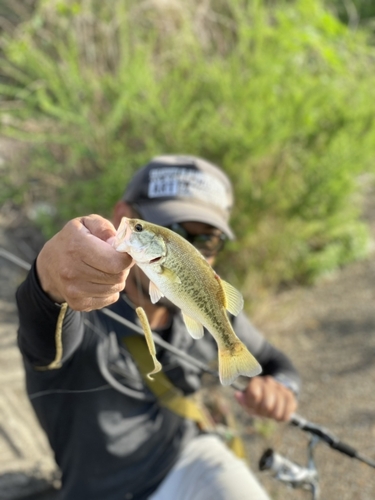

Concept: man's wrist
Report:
left=36, top=252, right=64, bottom=304
left=273, top=373, right=300, bottom=398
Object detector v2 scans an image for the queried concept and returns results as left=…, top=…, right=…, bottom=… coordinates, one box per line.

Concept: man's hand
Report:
left=235, top=375, right=298, bottom=422
left=36, top=214, right=133, bottom=311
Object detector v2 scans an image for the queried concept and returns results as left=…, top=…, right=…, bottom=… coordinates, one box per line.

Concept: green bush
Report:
left=1, top=0, right=375, bottom=302
left=327, top=0, right=375, bottom=29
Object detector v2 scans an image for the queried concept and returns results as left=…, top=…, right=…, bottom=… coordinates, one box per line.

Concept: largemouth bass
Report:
left=113, top=217, right=262, bottom=386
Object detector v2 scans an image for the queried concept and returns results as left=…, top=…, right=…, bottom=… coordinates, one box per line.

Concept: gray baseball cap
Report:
left=122, top=155, right=235, bottom=239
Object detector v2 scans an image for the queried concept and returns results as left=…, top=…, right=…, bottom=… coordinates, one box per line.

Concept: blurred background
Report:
left=0, top=1, right=375, bottom=499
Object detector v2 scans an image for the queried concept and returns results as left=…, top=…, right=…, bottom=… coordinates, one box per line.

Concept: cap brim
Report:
left=135, top=200, right=235, bottom=240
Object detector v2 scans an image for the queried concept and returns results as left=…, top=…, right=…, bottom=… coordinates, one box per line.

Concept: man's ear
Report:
left=112, top=201, right=135, bottom=229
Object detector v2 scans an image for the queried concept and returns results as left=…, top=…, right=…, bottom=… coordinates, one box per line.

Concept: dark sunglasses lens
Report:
left=170, top=224, right=187, bottom=239
left=193, top=234, right=225, bottom=254
left=169, top=223, right=226, bottom=255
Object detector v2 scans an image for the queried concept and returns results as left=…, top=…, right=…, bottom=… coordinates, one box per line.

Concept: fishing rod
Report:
left=100, top=308, right=374, bottom=470
left=0, top=246, right=227, bottom=378
left=289, top=413, right=375, bottom=468
left=0, top=247, right=32, bottom=271
left=2, top=246, right=375, bottom=475
left=100, top=306, right=218, bottom=376
left=259, top=413, right=375, bottom=500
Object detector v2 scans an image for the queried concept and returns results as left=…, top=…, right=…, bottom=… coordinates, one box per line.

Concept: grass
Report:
left=1, top=0, right=375, bottom=302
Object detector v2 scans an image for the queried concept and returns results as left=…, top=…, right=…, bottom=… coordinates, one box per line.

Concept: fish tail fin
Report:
left=218, top=340, right=262, bottom=386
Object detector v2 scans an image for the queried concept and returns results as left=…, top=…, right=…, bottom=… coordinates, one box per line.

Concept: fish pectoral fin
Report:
left=218, top=340, right=262, bottom=386
left=182, top=312, right=204, bottom=339
left=149, top=281, right=164, bottom=304
left=220, top=279, right=244, bottom=316
left=160, top=266, right=181, bottom=284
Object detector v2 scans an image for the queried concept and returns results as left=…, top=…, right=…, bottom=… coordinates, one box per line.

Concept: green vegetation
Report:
left=1, top=0, right=375, bottom=303
left=328, top=0, right=375, bottom=30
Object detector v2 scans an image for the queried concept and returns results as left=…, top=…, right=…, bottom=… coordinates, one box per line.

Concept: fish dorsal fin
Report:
left=220, top=279, right=244, bottom=316
left=149, top=281, right=164, bottom=304
left=160, top=266, right=181, bottom=284
left=182, top=312, right=204, bottom=339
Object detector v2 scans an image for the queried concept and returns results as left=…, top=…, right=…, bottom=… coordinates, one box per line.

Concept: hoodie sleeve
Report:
left=233, top=312, right=301, bottom=395
left=16, top=260, right=84, bottom=368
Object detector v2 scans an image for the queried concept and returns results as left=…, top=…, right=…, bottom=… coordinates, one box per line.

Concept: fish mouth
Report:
left=149, top=256, right=162, bottom=264
left=113, top=217, right=132, bottom=252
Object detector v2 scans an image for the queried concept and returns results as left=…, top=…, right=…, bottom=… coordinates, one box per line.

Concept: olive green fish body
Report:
left=114, top=217, right=262, bottom=385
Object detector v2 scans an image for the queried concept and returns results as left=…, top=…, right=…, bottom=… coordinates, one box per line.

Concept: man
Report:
left=16, top=155, right=300, bottom=500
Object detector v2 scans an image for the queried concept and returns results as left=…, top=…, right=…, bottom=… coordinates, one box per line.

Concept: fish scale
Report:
left=146, top=241, right=228, bottom=340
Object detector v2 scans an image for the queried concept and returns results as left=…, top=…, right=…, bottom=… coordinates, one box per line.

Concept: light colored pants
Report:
left=149, top=434, right=270, bottom=500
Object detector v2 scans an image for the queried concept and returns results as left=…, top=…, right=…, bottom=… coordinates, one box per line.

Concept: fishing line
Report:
left=0, top=247, right=216, bottom=374
left=0, top=245, right=235, bottom=402
left=28, top=314, right=184, bottom=400
left=84, top=318, right=155, bottom=401
left=85, top=312, right=202, bottom=382
left=99, top=307, right=218, bottom=376
left=0, top=247, right=32, bottom=271
left=27, top=322, right=154, bottom=401
left=3, top=246, right=375, bottom=469
left=0, top=246, right=232, bottom=400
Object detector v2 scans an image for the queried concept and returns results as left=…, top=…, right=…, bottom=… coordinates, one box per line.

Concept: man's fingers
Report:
left=237, top=376, right=298, bottom=422
left=59, top=215, right=132, bottom=278
left=36, top=215, right=133, bottom=307
left=66, top=217, right=133, bottom=275
left=81, top=214, right=117, bottom=242
left=258, top=390, right=277, bottom=416
left=80, top=263, right=132, bottom=284
left=65, top=280, right=127, bottom=299
left=245, top=378, right=264, bottom=405
left=70, top=293, right=122, bottom=312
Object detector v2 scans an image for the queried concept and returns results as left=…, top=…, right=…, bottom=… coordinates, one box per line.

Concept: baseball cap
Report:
left=122, top=155, right=235, bottom=239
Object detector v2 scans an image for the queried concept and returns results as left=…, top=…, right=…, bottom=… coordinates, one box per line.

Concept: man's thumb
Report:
left=81, top=215, right=117, bottom=242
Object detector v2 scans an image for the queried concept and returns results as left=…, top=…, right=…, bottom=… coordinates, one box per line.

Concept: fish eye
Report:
left=134, top=223, right=143, bottom=232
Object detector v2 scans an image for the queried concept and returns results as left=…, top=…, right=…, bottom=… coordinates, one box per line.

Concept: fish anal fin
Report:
left=219, top=279, right=244, bottom=316
left=149, top=281, right=164, bottom=304
left=182, top=312, right=204, bottom=339
left=218, top=340, right=262, bottom=386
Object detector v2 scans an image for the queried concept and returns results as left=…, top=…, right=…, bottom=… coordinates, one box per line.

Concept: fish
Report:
left=113, top=217, right=262, bottom=386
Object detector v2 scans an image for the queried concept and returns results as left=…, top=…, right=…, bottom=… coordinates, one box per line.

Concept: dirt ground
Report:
left=243, top=188, right=375, bottom=499
left=0, top=190, right=374, bottom=499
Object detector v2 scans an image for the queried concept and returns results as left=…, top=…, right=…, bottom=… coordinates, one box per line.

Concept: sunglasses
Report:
left=168, top=222, right=227, bottom=257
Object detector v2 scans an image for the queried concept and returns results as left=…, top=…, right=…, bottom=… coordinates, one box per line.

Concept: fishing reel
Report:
left=258, top=414, right=375, bottom=500
left=259, top=435, right=320, bottom=499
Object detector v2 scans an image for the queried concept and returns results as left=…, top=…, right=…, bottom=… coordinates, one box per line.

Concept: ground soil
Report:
left=242, top=188, right=375, bottom=499
left=0, top=191, right=374, bottom=499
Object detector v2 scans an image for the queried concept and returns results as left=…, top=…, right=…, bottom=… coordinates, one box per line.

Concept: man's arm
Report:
left=16, top=261, right=85, bottom=367
left=16, top=214, right=133, bottom=368
left=233, top=312, right=300, bottom=421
